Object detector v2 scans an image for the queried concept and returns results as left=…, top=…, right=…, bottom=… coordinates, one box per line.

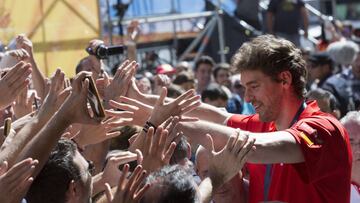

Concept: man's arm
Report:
left=176, top=120, right=304, bottom=164
left=16, top=34, right=46, bottom=99
left=16, top=72, right=99, bottom=177
left=0, top=69, right=69, bottom=167
left=126, top=79, right=232, bottom=124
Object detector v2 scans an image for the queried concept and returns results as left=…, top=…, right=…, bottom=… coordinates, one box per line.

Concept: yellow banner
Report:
left=0, top=0, right=100, bottom=77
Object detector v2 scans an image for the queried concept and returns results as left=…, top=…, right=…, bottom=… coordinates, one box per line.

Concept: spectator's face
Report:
left=232, top=80, right=245, bottom=98
left=215, top=69, right=231, bottom=87
left=136, top=77, right=152, bottom=94
left=307, top=63, right=329, bottom=81
left=241, top=70, right=283, bottom=122
left=352, top=54, right=360, bottom=79
left=195, top=63, right=212, bottom=86
left=80, top=56, right=102, bottom=80
left=71, top=151, right=93, bottom=203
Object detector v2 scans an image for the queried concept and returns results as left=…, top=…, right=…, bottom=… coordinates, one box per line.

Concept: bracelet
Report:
left=142, top=121, right=157, bottom=133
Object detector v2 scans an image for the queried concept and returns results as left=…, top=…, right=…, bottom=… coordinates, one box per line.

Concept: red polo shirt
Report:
left=227, top=101, right=352, bottom=203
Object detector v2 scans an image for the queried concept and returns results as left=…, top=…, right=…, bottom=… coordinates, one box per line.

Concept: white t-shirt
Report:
left=351, top=183, right=360, bottom=203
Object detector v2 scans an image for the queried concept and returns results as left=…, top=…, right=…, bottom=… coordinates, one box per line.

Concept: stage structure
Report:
left=0, top=0, right=100, bottom=77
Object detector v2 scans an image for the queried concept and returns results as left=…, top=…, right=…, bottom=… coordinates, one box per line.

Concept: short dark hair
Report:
left=75, top=57, right=88, bottom=74
left=201, top=83, right=228, bottom=102
left=194, top=55, right=215, bottom=72
left=169, top=136, right=189, bottom=165
left=167, top=84, right=186, bottom=99
left=141, top=165, right=199, bottom=203
left=26, top=138, right=81, bottom=203
left=231, top=35, right=307, bottom=99
left=213, top=63, right=230, bottom=79
left=306, top=88, right=339, bottom=112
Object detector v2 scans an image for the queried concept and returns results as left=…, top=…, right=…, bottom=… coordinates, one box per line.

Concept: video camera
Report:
left=86, top=44, right=125, bottom=60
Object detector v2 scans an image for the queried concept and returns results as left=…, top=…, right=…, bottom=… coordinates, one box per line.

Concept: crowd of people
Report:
left=0, top=1, right=360, bottom=203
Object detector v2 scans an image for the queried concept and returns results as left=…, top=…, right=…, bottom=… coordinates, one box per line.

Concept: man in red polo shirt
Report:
left=121, top=35, right=352, bottom=202
left=170, top=35, right=352, bottom=202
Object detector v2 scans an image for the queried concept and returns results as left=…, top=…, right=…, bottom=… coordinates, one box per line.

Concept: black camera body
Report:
left=86, top=44, right=125, bottom=59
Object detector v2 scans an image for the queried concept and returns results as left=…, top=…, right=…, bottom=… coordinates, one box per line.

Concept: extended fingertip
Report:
left=32, top=159, right=39, bottom=165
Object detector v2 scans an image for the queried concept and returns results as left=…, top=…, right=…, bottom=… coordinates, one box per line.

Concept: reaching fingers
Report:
left=152, top=127, right=164, bottom=155
left=205, top=134, right=215, bottom=153
left=144, top=127, right=154, bottom=156
left=117, top=164, right=130, bottom=191
left=130, top=169, right=147, bottom=197
left=125, top=165, right=143, bottom=194
left=134, top=183, right=150, bottom=201
left=225, top=133, right=238, bottom=152
left=160, top=116, right=173, bottom=130
left=7, top=64, right=32, bottom=88
left=135, top=149, right=143, bottom=165
left=180, top=100, right=201, bottom=115
left=114, top=60, right=130, bottom=78
left=158, top=128, right=168, bottom=153
left=232, top=131, right=248, bottom=154
left=163, top=142, right=177, bottom=164
left=106, top=117, right=134, bottom=127
left=165, top=116, right=180, bottom=134
left=73, top=71, right=91, bottom=92
left=109, top=100, right=138, bottom=112
left=174, top=89, right=195, bottom=104
left=109, top=154, right=137, bottom=167
left=105, top=183, right=114, bottom=202
left=7, top=158, right=38, bottom=187
left=237, top=138, right=256, bottom=166
left=155, top=87, right=167, bottom=107
left=106, top=131, right=122, bottom=139
left=3, top=61, right=25, bottom=83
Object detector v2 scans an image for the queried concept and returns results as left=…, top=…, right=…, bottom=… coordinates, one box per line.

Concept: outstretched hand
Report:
left=103, top=60, right=137, bottom=106
left=0, top=158, right=38, bottom=203
left=57, top=72, right=100, bottom=125
left=105, top=96, right=153, bottom=127
left=101, top=151, right=138, bottom=188
left=206, top=130, right=255, bottom=190
left=136, top=126, right=177, bottom=173
left=0, top=61, right=32, bottom=109
left=36, top=69, right=70, bottom=121
left=105, top=164, right=149, bottom=203
left=148, top=87, right=201, bottom=126
left=72, top=119, right=124, bottom=149
left=12, top=87, right=35, bottom=119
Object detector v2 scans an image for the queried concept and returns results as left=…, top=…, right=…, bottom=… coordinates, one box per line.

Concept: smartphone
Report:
left=3, top=118, right=11, bottom=137
left=85, top=75, right=105, bottom=120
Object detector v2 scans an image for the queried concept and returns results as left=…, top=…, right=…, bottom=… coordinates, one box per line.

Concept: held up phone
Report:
left=3, top=118, right=11, bottom=137
left=85, top=75, right=106, bottom=120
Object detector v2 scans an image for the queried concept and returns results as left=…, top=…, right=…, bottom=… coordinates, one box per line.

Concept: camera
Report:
left=86, top=44, right=125, bottom=59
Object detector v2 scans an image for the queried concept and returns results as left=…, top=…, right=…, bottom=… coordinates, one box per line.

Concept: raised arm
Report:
left=0, top=69, right=70, bottom=167
left=16, top=71, right=99, bottom=177
left=16, top=34, right=46, bottom=99
left=176, top=120, right=304, bottom=164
